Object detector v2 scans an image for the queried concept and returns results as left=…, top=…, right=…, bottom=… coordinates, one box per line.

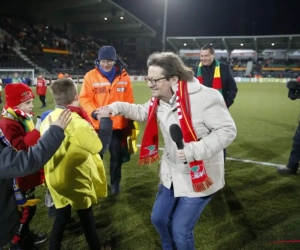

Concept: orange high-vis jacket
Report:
left=79, top=67, right=134, bottom=130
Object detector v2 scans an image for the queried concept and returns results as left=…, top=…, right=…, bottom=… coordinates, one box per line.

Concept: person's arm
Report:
left=1, top=123, right=40, bottom=151
left=223, top=64, right=238, bottom=108
left=183, top=89, right=237, bottom=161
left=98, top=117, right=113, bottom=155
left=0, top=125, right=65, bottom=179
left=79, top=74, right=98, bottom=118
left=107, top=100, right=150, bottom=123
left=43, top=78, right=47, bottom=88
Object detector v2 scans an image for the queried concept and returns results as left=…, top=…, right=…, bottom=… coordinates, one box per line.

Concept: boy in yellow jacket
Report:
left=40, top=78, right=112, bottom=250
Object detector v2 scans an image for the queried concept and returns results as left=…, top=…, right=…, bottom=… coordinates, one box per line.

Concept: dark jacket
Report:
left=0, top=118, right=42, bottom=191
left=0, top=125, right=65, bottom=247
left=195, top=61, right=238, bottom=107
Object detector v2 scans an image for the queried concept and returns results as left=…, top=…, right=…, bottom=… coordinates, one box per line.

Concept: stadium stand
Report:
left=0, top=0, right=158, bottom=79
left=0, top=0, right=298, bottom=82
left=168, top=35, right=300, bottom=79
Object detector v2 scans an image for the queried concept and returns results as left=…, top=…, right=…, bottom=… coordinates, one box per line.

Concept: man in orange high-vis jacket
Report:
left=79, top=46, right=134, bottom=195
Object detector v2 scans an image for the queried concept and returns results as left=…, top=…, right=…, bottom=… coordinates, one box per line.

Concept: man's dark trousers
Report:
left=287, top=123, right=300, bottom=172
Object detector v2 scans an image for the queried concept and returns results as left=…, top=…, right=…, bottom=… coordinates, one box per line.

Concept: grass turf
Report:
left=2, top=81, right=300, bottom=250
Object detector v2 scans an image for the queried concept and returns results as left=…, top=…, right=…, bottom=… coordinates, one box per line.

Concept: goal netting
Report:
left=0, top=68, right=35, bottom=85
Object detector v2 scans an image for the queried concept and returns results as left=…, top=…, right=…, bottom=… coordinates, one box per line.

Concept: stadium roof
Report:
left=27, top=0, right=156, bottom=39
left=167, top=35, right=300, bottom=52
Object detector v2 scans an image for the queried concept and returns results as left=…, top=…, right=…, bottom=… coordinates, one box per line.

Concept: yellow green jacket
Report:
left=40, top=108, right=107, bottom=210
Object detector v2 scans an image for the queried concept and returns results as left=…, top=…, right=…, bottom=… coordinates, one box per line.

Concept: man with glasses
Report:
left=100, top=52, right=236, bottom=250
left=79, top=46, right=134, bottom=195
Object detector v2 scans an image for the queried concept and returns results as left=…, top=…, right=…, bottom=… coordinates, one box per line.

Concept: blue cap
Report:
left=97, top=46, right=117, bottom=61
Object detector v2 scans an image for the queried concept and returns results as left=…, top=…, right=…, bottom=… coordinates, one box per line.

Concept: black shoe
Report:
left=111, top=184, right=121, bottom=195
left=10, top=242, right=24, bottom=250
left=28, top=232, right=47, bottom=245
left=277, top=166, right=297, bottom=174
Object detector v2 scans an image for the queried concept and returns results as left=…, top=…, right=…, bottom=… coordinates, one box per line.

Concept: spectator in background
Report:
left=196, top=44, right=238, bottom=108
left=36, top=74, right=47, bottom=108
left=57, top=72, right=64, bottom=79
left=79, top=46, right=134, bottom=195
left=11, top=73, right=22, bottom=84
left=64, top=73, right=72, bottom=80
left=196, top=44, right=238, bottom=161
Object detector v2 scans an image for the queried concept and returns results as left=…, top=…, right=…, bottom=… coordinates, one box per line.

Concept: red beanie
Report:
left=5, top=83, right=35, bottom=108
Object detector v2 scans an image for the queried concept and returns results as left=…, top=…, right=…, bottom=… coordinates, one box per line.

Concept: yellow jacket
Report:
left=40, top=108, right=107, bottom=210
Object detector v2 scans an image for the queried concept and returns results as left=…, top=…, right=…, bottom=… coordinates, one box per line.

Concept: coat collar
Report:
left=171, top=77, right=201, bottom=95
left=159, top=77, right=202, bottom=110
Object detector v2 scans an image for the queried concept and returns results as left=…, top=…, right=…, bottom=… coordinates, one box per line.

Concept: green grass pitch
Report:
left=2, top=81, right=300, bottom=250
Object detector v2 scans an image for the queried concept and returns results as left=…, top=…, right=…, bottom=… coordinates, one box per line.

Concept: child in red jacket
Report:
left=0, top=83, right=47, bottom=250
left=36, top=74, right=47, bottom=108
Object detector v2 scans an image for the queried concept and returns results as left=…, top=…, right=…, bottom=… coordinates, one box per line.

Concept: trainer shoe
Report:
left=28, top=232, right=47, bottom=245
left=277, top=165, right=298, bottom=174
left=111, top=184, right=121, bottom=195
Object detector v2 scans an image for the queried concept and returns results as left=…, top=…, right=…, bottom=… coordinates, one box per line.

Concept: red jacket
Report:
left=0, top=118, right=43, bottom=190
left=36, top=78, right=47, bottom=96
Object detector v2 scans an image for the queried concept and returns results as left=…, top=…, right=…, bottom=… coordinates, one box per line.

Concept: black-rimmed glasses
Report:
left=145, top=76, right=166, bottom=86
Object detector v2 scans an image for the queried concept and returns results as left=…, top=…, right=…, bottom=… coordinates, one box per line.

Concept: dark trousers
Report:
left=39, top=95, right=46, bottom=106
left=287, top=123, right=300, bottom=171
left=49, top=205, right=100, bottom=250
left=102, top=130, right=123, bottom=186
left=12, top=189, right=36, bottom=244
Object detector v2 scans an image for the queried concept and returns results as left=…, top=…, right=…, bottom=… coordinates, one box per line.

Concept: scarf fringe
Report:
left=138, top=154, right=160, bottom=166
left=192, top=177, right=214, bottom=192
left=18, top=199, right=40, bottom=207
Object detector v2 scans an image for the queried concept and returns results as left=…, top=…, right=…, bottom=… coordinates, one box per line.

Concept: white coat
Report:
left=108, top=77, right=237, bottom=197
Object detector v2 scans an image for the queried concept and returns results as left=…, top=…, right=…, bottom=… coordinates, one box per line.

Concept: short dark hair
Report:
left=147, top=52, right=194, bottom=82
left=201, top=44, right=215, bottom=54
left=50, top=78, right=77, bottom=105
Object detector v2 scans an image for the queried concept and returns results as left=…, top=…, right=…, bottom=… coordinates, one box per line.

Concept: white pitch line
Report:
left=136, top=144, right=285, bottom=168
left=226, top=157, right=285, bottom=168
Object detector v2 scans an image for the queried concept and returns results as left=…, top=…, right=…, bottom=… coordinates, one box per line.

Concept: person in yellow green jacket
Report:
left=40, top=78, right=113, bottom=250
